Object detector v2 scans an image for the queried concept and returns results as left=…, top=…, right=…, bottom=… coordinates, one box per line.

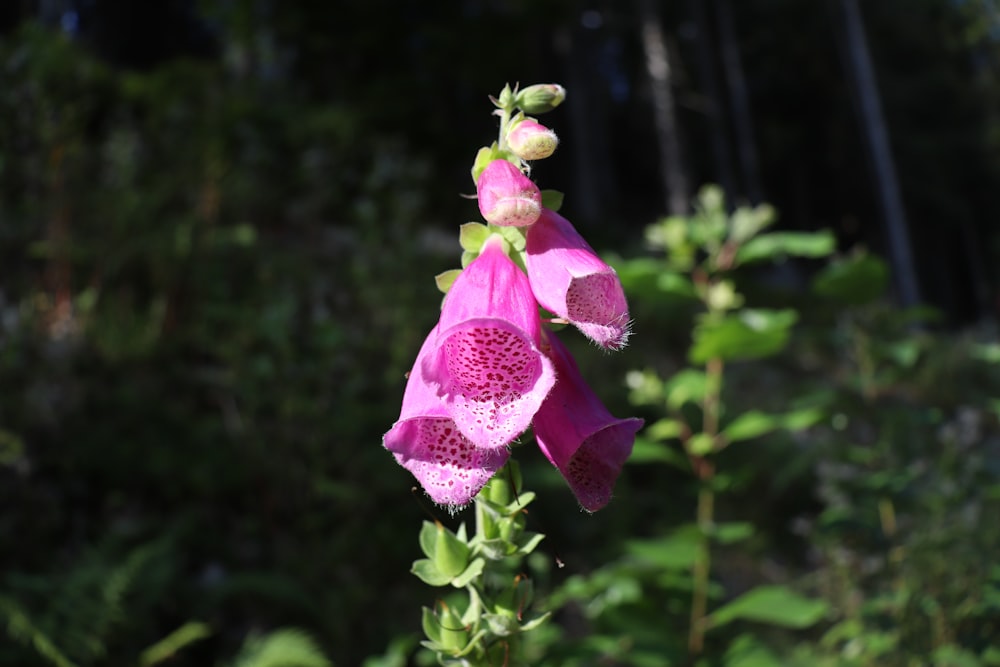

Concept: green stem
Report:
left=688, top=356, right=723, bottom=656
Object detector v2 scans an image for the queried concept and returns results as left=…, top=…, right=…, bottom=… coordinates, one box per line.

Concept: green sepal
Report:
left=460, top=250, right=478, bottom=268
left=503, top=490, right=534, bottom=513
left=433, top=522, right=471, bottom=578
left=459, top=222, right=490, bottom=252
left=470, top=142, right=509, bottom=184
left=483, top=612, right=520, bottom=637
left=515, top=531, right=545, bottom=556
left=435, top=269, right=461, bottom=295
left=519, top=611, right=551, bottom=632
left=419, top=520, right=439, bottom=558
left=437, top=602, right=470, bottom=652
left=475, top=537, right=513, bottom=561
left=411, top=558, right=452, bottom=586
left=540, top=189, right=564, bottom=211
left=514, top=83, right=566, bottom=114
left=451, top=557, right=485, bottom=588
left=494, top=225, right=527, bottom=252
left=421, top=606, right=442, bottom=644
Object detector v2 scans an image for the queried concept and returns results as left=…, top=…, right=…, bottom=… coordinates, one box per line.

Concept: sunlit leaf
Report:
left=707, top=585, right=829, bottom=629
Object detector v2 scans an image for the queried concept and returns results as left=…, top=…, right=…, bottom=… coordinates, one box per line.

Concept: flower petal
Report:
left=384, top=327, right=509, bottom=506
left=533, top=332, right=643, bottom=511
left=526, top=209, right=631, bottom=350
left=424, top=236, right=555, bottom=449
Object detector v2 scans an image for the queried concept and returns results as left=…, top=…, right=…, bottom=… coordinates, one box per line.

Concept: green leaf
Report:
left=735, top=230, right=836, bottom=264
left=645, top=417, right=685, bottom=441
left=689, top=309, right=797, bottom=364
left=664, top=369, right=708, bottom=409
left=707, top=585, right=829, bottom=630
left=231, top=628, right=332, bottom=667
left=812, top=252, right=889, bottom=305
left=723, top=634, right=784, bottom=667
left=540, top=189, right=564, bottom=211
left=459, top=222, right=490, bottom=252
left=626, top=525, right=701, bottom=570
left=139, top=622, right=212, bottom=667
left=628, top=437, right=690, bottom=469
left=711, top=522, right=754, bottom=544
left=722, top=411, right=781, bottom=443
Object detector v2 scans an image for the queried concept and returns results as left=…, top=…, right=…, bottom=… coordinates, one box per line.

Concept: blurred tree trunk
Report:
left=834, top=0, right=921, bottom=307
left=637, top=0, right=689, bottom=216
left=688, top=0, right=736, bottom=202
left=561, top=22, right=617, bottom=225
left=715, top=0, right=762, bottom=204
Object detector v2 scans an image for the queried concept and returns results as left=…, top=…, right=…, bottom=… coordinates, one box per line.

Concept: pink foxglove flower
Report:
left=526, top=208, right=632, bottom=350
left=385, top=326, right=510, bottom=506
left=506, top=119, right=559, bottom=161
left=476, top=159, right=542, bottom=227
left=533, top=332, right=643, bottom=512
left=423, top=234, right=556, bottom=450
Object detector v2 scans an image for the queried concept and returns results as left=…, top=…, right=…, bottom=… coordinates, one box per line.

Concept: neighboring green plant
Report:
left=523, top=185, right=837, bottom=665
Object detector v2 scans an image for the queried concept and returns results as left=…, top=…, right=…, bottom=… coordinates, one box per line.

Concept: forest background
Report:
left=2, top=0, right=1000, bottom=665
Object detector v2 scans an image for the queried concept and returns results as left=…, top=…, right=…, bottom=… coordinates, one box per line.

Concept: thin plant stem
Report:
left=688, top=356, right=724, bottom=655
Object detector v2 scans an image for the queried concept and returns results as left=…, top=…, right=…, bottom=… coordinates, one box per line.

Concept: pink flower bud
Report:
left=506, top=119, right=559, bottom=160
left=476, top=159, right=542, bottom=227
left=533, top=332, right=642, bottom=512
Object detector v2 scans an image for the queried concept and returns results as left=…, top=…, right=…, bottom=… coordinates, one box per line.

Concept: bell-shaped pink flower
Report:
left=423, top=234, right=556, bottom=450
left=533, top=332, right=643, bottom=512
left=384, top=326, right=511, bottom=507
left=506, top=119, right=559, bottom=161
left=525, top=208, right=632, bottom=350
left=476, top=159, right=542, bottom=227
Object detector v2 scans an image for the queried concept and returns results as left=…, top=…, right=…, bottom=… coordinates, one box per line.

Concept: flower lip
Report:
left=422, top=235, right=556, bottom=450
left=384, top=326, right=511, bottom=507
left=532, top=331, right=643, bottom=512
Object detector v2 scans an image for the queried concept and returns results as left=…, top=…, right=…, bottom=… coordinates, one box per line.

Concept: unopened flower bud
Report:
left=476, top=159, right=542, bottom=227
left=515, top=83, right=566, bottom=114
left=507, top=119, right=559, bottom=160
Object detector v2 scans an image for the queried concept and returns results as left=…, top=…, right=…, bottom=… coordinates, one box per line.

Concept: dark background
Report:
left=2, top=1, right=999, bottom=665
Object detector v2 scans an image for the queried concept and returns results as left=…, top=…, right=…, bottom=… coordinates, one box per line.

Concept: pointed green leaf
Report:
left=723, top=411, right=781, bottom=443
left=812, top=252, right=889, bottom=305
left=689, top=309, right=797, bottom=364
left=707, top=585, right=829, bottom=630
left=711, top=521, right=754, bottom=544
left=628, top=437, right=690, bottom=469
left=665, top=369, right=708, bottom=410
left=736, top=230, right=835, bottom=265
left=626, top=525, right=701, bottom=570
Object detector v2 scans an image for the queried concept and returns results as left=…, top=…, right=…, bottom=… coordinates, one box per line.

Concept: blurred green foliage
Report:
left=2, top=4, right=1000, bottom=667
